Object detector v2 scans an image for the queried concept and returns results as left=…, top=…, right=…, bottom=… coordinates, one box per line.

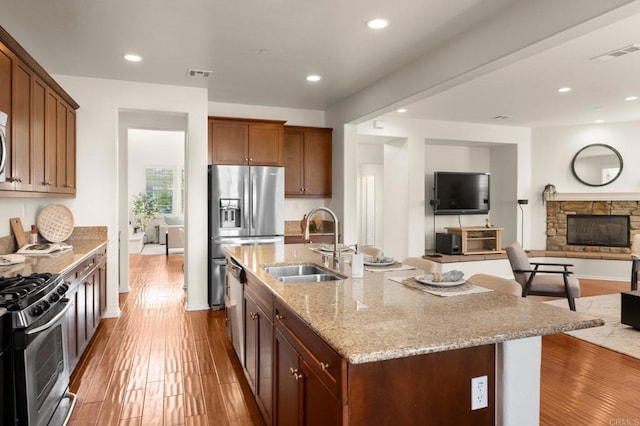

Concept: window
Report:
left=146, top=167, right=174, bottom=214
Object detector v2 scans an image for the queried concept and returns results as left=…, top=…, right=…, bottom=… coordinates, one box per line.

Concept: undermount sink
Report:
left=264, top=263, right=346, bottom=283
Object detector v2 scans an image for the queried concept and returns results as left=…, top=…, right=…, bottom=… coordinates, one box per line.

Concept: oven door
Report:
left=14, top=299, right=72, bottom=426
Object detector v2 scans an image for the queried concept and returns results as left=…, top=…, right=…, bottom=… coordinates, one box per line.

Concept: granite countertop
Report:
left=226, top=243, right=604, bottom=364
left=0, top=238, right=107, bottom=278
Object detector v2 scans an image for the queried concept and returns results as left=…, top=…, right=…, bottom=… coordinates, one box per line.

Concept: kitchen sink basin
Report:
left=264, top=264, right=345, bottom=283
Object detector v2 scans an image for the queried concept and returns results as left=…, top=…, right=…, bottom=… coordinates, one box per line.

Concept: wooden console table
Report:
left=445, top=227, right=504, bottom=255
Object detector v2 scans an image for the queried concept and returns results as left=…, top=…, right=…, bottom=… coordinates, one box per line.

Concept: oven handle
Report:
left=25, top=298, right=71, bottom=336
left=62, top=391, right=78, bottom=426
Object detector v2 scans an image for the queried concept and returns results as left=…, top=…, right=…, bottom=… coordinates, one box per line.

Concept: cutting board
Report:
left=10, top=217, right=29, bottom=249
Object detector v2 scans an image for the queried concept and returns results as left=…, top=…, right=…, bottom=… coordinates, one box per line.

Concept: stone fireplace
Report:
left=547, top=201, right=640, bottom=254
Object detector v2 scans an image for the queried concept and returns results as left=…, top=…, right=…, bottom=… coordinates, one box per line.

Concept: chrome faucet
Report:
left=304, top=207, right=340, bottom=269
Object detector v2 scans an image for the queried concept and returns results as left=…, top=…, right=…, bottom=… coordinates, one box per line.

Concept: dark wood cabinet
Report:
left=209, top=117, right=285, bottom=166
left=64, top=245, right=107, bottom=372
left=0, top=25, right=78, bottom=197
left=11, top=61, right=33, bottom=190
left=244, top=273, right=274, bottom=424
left=274, top=328, right=342, bottom=426
left=229, top=253, right=495, bottom=425
left=284, top=126, right=332, bottom=198
left=274, top=298, right=343, bottom=425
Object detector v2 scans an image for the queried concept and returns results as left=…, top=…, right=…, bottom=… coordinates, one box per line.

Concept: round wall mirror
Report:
left=571, top=143, right=623, bottom=187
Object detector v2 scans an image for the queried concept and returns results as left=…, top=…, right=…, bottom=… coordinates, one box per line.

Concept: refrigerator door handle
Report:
left=251, top=173, right=257, bottom=231
left=243, top=172, right=250, bottom=231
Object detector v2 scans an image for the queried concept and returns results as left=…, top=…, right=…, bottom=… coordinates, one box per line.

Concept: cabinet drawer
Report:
left=245, top=271, right=273, bottom=318
left=274, top=298, right=344, bottom=401
left=94, top=244, right=107, bottom=265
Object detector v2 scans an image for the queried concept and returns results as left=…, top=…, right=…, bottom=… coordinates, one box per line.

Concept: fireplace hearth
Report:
left=567, top=215, right=629, bottom=247
left=546, top=201, right=638, bottom=253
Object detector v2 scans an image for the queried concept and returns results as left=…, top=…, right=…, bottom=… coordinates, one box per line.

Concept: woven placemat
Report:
left=37, top=204, right=74, bottom=242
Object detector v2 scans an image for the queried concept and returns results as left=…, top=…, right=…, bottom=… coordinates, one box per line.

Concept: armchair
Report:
left=631, top=235, right=640, bottom=291
left=505, top=241, right=581, bottom=311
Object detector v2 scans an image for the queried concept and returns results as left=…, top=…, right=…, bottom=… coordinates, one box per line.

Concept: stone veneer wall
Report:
left=546, top=201, right=640, bottom=254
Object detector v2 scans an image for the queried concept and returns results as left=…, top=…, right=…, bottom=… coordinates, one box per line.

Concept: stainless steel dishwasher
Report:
left=225, top=257, right=245, bottom=363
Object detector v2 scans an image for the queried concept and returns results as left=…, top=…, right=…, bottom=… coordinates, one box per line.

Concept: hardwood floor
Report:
left=69, top=258, right=640, bottom=425
left=69, top=254, right=263, bottom=425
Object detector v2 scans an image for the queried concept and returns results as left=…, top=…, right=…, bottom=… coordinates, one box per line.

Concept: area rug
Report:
left=545, top=294, right=640, bottom=359
left=140, top=244, right=184, bottom=255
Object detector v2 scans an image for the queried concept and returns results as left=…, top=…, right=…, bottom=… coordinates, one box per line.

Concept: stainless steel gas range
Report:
left=0, top=272, right=76, bottom=426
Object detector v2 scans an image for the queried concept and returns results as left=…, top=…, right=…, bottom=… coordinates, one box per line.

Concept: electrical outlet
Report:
left=471, top=375, right=488, bottom=410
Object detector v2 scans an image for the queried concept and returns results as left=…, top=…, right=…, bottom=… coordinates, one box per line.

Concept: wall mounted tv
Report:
left=432, top=171, right=490, bottom=215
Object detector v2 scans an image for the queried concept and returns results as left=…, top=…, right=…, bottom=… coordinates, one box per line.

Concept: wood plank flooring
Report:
left=69, top=254, right=263, bottom=425
left=69, top=257, right=640, bottom=425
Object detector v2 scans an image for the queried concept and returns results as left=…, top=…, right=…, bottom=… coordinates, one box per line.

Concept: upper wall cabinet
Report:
left=284, top=126, right=332, bottom=198
left=208, top=117, right=285, bottom=166
left=0, top=25, right=79, bottom=198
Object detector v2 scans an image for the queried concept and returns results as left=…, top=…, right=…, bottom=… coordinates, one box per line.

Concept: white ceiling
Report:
left=1, top=1, right=639, bottom=127
left=381, top=11, right=640, bottom=127
left=0, top=0, right=516, bottom=110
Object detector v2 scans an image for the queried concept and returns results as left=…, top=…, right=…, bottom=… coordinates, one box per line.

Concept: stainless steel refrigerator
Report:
left=208, top=165, right=284, bottom=309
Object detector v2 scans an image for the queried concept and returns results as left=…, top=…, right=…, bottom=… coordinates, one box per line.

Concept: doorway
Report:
left=118, top=110, right=188, bottom=293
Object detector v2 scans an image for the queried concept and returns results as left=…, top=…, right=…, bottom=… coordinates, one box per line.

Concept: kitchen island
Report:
left=225, top=243, right=603, bottom=425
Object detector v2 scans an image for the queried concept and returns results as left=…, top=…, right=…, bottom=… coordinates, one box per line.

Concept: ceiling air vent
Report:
left=187, top=69, right=212, bottom=78
left=592, top=44, right=640, bottom=62
left=491, top=115, right=511, bottom=120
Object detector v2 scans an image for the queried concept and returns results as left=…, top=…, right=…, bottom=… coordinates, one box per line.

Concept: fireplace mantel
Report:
left=550, top=192, right=640, bottom=201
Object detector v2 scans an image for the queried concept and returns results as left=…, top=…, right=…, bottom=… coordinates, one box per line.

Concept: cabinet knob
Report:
left=6, top=177, right=14, bottom=182
left=275, top=313, right=284, bottom=321
left=319, top=362, right=330, bottom=371
left=250, top=312, right=258, bottom=320
left=294, top=372, right=303, bottom=381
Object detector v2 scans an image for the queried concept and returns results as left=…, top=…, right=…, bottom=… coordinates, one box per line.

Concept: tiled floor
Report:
left=68, top=254, right=263, bottom=425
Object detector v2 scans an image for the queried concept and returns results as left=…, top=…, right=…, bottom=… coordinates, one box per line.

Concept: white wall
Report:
left=354, top=118, right=530, bottom=257
left=530, top=121, right=640, bottom=248
left=52, top=75, right=209, bottom=315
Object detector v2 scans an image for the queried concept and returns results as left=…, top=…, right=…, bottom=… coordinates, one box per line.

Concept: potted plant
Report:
left=131, top=192, right=159, bottom=233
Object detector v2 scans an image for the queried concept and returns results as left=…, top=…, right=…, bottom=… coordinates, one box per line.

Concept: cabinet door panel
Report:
left=65, top=289, right=79, bottom=371
left=283, top=130, right=304, bottom=195
left=44, top=91, right=58, bottom=189
left=12, top=61, right=32, bottom=190
left=303, top=131, right=332, bottom=197
left=0, top=46, right=13, bottom=191
left=257, top=308, right=273, bottom=423
left=99, top=263, right=107, bottom=316
left=65, top=109, right=76, bottom=193
left=210, top=120, right=248, bottom=165
left=275, top=329, right=300, bottom=426
left=249, top=123, right=282, bottom=166
left=32, top=78, right=46, bottom=191
left=244, top=293, right=258, bottom=391
left=55, top=100, right=68, bottom=192
left=299, top=357, right=342, bottom=426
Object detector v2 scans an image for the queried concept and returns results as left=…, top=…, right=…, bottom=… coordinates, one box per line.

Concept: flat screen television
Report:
left=432, top=171, right=490, bottom=215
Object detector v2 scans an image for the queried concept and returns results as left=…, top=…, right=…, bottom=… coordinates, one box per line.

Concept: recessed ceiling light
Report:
left=557, top=87, right=571, bottom=93
left=306, top=74, right=321, bottom=82
left=595, top=119, right=604, bottom=123
left=366, top=18, right=389, bottom=30
left=124, top=54, right=142, bottom=62
left=397, top=108, right=407, bottom=113
left=624, top=96, right=638, bottom=101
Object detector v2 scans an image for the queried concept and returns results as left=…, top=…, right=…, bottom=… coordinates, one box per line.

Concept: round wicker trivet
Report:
left=37, top=204, right=74, bottom=242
